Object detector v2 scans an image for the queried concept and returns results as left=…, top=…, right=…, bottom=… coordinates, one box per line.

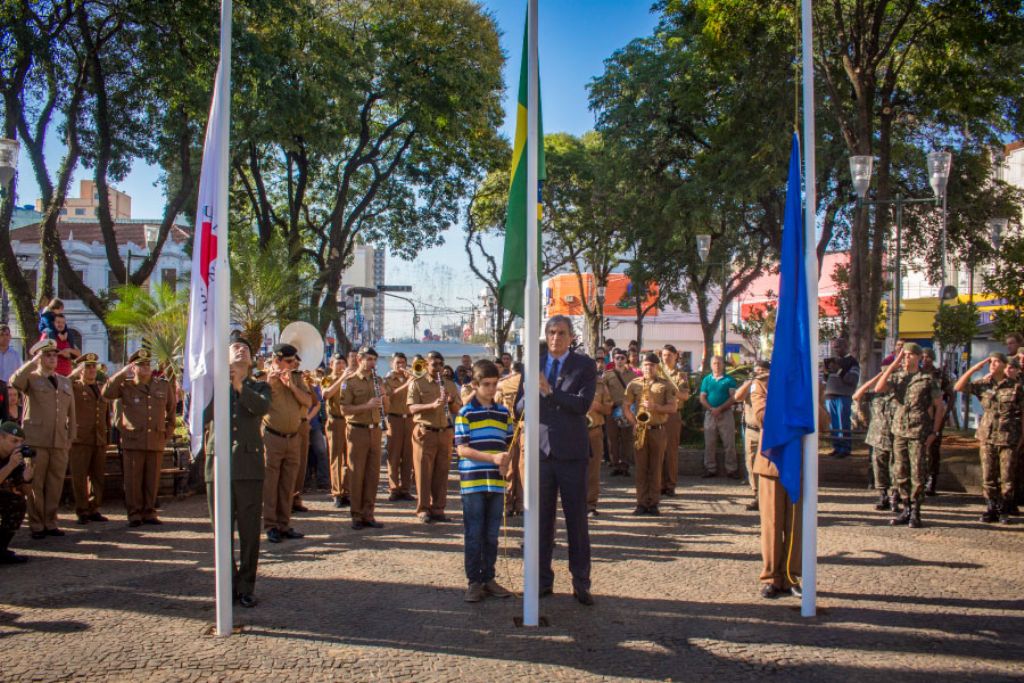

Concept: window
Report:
left=60, top=209, right=67, bottom=216
left=161, top=268, right=177, bottom=293
left=57, top=270, right=86, bottom=300
left=74, top=208, right=86, bottom=216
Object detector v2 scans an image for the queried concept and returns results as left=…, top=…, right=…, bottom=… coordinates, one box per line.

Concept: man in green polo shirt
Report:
left=700, top=355, right=739, bottom=478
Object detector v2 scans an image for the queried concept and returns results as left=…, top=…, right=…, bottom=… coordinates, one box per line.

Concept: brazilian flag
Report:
left=497, top=18, right=545, bottom=320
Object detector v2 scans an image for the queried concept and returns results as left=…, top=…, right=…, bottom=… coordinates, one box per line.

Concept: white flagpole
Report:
left=213, top=0, right=234, bottom=637
left=800, top=0, right=819, bottom=618
left=522, top=0, right=541, bottom=628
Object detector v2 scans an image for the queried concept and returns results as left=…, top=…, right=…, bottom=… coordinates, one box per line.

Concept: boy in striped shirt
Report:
left=454, top=359, right=514, bottom=603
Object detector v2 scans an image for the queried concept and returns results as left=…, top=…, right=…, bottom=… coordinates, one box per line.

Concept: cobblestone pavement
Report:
left=1, top=465, right=1022, bottom=682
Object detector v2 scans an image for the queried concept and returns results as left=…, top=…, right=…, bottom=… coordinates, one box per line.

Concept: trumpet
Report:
left=411, top=357, right=429, bottom=379
left=634, top=380, right=652, bottom=450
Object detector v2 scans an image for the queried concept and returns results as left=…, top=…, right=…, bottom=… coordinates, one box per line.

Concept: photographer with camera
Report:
left=0, top=421, right=34, bottom=564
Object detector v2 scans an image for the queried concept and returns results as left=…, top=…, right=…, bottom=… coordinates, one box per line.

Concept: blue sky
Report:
left=12, top=1, right=661, bottom=337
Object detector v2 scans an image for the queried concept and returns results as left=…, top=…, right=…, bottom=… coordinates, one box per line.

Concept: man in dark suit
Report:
left=519, top=315, right=598, bottom=605
left=205, top=331, right=272, bottom=608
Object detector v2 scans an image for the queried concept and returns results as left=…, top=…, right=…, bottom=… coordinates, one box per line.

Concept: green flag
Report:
left=498, top=18, right=545, bottom=320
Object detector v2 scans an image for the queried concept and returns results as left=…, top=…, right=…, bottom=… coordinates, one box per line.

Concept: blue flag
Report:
left=761, top=133, right=816, bottom=502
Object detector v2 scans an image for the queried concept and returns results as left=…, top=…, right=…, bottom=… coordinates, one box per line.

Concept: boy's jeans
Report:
left=462, top=491, right=504, bottom=585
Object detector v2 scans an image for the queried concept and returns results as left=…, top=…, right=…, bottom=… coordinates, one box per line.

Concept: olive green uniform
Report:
left=205, top=378, right=271, bottom=596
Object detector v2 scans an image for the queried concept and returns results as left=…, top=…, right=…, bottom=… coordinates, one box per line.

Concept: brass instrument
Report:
left=411, top=357, right=429, bottom=379
left=371, top=370, right=388, bottom=430
left=634, top=380, right=652, bottom=449
left=436, top=371, right=452, bottom=427
left=279, top=321, right=325, bottom=372
left=586, top=414, right=595, bottom=429
left=321, top=375, right=336, bottom=388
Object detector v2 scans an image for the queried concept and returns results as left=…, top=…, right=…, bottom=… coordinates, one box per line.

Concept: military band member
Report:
left=496, top=365, right=523, bottom=515
left=854, top=365, right=898, bottom=512
left=69, top=353, right=111, bottom=524
left=586, top=359, right=613, bottom=517
left=735, top=361, right=770, bottom=511
left=261, top=343, right=313, bottom=542
left=408, top=351, right=462, bottom=523
left=322, top=354, right=350, bottom=508
left=873, top=343, right=944, bottom=528
left=660, top=344, right=690, bottom=497
left=603, top=349, right=635, bottom=476
left=339, top=346, right=389, bottom=530
left=921, top=348, right=952, bottom=495
left=204, top=332, right=271, bottom=608
left=292, top=372, right=321, bottom=513
left=384, top=353, right=415, bottom=502
left=9, top=339, right=76, bottom=538
left=625, top=353, right=678, bottom=515
left=954, top=352, right=1024, bottom=524
left=102, top=348, right=175, bottom=527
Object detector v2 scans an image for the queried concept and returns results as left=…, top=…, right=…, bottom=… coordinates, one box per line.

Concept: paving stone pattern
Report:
left=1, top=465, right=1022, bottom=682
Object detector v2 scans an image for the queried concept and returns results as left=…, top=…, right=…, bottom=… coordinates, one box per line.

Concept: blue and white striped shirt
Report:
left=453, top=398, right=513, bottom=495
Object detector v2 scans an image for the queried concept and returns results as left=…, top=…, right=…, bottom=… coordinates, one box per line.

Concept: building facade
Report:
left=35, top=179, right=131, bottom=221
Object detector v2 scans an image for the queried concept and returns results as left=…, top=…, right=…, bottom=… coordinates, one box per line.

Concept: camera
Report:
left=17, top=445, right=36, bottom=459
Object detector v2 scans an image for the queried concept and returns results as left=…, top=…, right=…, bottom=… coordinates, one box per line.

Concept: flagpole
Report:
left=213, top=0, right=234, bottom=637
left=800, top=0, right=819, bottom=619
left=522, top=0, right=540, bottom=628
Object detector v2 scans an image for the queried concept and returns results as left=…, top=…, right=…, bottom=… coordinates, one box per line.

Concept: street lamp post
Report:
left=849, top=151, right=952, bottom=348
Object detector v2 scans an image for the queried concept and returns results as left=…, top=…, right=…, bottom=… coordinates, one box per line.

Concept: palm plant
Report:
left=230, top=232, right=308, bottom=351
left=106, top=283, right=189, bottom=381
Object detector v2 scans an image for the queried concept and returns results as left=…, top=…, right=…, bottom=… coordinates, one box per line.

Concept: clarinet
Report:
left=371, top=370, right=387, bottom=430
left=436, top=372, right=452, bottom=427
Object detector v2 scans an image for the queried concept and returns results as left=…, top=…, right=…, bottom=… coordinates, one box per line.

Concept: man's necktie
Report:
left=48, top=376, right=58, bottom=390
left=547, top=358, right=560, bottom=389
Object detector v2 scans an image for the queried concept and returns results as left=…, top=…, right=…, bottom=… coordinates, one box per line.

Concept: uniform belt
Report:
left=388, top=413, right=410, bottom=417
left=645, top=425, right=664, bottom=431
left=265, top=426, right=298, bottom=439
left=588, top=424, right=603, bottom=431
left=347, top=423, right=379, bottom=430
left=418, top=425, right=450, bottom=432
left=745, top=424, right=761, bottom=432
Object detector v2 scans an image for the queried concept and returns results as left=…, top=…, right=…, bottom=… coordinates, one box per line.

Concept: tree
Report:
left=932, top=302, right=980, bottom=351
left=105, top=283, right=188, bottom=381
left=984, top=235, right=1024, bottom=340
left=229, top=0, right=506, bottom=351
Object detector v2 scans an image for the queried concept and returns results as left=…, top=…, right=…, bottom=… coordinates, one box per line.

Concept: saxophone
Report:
left=634, top=380, right=652, bottom=449
left=371, top=370, right=387, bottom=430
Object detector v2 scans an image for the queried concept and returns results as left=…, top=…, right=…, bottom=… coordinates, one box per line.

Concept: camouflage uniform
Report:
left=864, top=390, right=895, bottom=495
left=890, top=370, right=941, bottom=505
left=969, top=377, right=1024, bottom=518
left=924, top=366, right=953, bottom=490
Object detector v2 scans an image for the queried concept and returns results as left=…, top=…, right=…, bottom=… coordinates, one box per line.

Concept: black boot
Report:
left=980, top=499, right=999, bottom=523
left=874, top=491, right=891, bottom=511
left=998, top=499, right=1011, bottom=524
left=908, top=500, right=922, bottom=528
left=924, top=476, right=937, bottom=496
left=889, top=495, right=910, bottom=526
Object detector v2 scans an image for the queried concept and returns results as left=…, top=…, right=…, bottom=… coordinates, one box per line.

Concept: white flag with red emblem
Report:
left=184, top=63, right=227, bottom=455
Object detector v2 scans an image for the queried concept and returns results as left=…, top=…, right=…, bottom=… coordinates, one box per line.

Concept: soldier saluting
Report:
left=103, top=348, right=176, bottom=527
left=10, top=338, right=76, bottom=539
left=69, top=353, right=111, bottom=524
left=204, top=331, right=271, bottom=608
left=954, top=352, right=1024, bottom=524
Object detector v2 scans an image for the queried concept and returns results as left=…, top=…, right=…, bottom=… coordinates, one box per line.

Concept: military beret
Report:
left=229, top=330, right=253, bottom=353
left=989, top=351, right=1008, bottom=364
left=75, top=352, right=100, bottom=366
left=331, top=352, right=345, bottom=361
left=358, top=346, right=378, bottom=358
left=30, top=338, right=57, bottom=355
left=129, top=348, right=152, bottom=364
left=273, top=343, right=299, bottom=359
left=0, top=421, right=25, bottom=438
left=643, top=352, right=660, bottom=364
left=902, top=342, right=923, bottom=355
left=921, top=348, right=936, bottom=360
left=1009, top=358, right=1021, bottom=369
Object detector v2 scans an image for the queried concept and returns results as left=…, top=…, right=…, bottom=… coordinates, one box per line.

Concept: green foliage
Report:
left=105, top=284, right=189, bottom=381
left=984, top=234, right=1024, bottom=340
left=932, top=303, right=980, bottom=349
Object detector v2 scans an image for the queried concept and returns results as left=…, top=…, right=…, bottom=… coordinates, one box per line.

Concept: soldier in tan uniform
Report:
left=659, top=344, right=690, bottom=497
left=102, top=348, right=175, bottom=527
left=384, top=353, right=415, bottom=502
left=625, top=353, right=678, bottom=515
left=496, top=367, right=523, bottom=515
left=260, top=343, right=313, bottom=542
left=586, top=358, right=613, bottom=517
left=753, top=402, right=802, bottom=599
left=69, top=353, right=111, bottom=524
left=291, top=372, right=321, bottom=513
left=10, top=338, right=76, bottom=538
left=340, top=346, right=389, bottom=530
left=322, top=354, right=350, bottom=509
left=408, top=351, right=462, bottom=523
left=603, top=349, right=635, bottom=476
left=734, top=361, right=770, bottom=511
